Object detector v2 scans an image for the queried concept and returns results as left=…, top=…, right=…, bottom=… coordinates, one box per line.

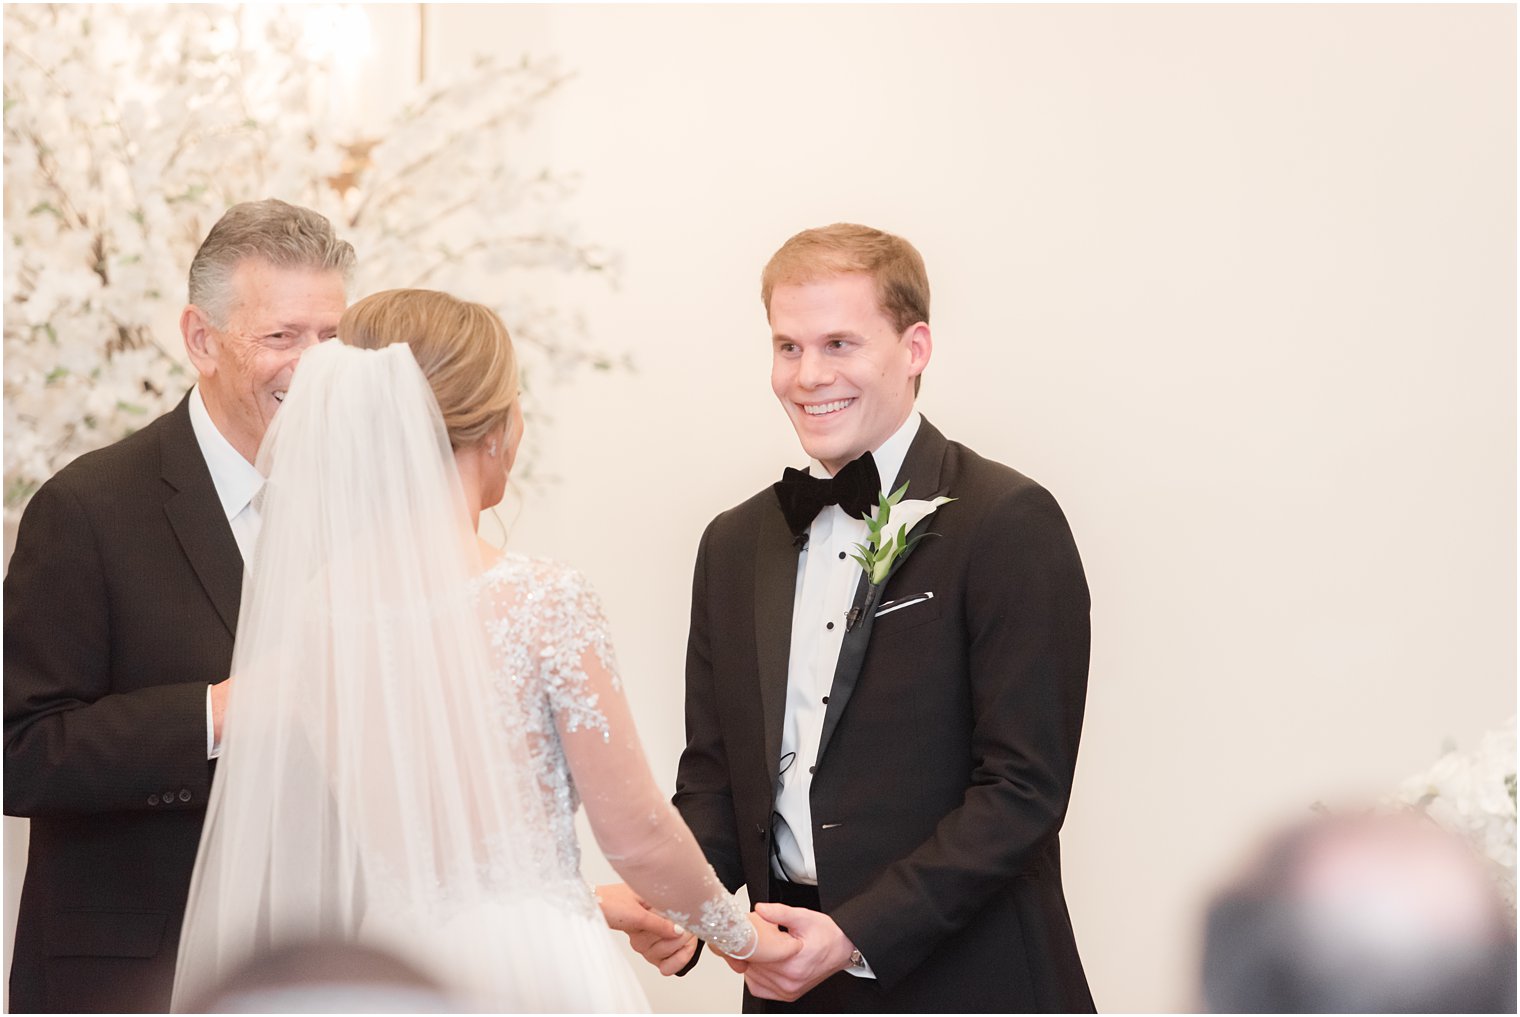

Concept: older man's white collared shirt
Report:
left=187, top=384, right=263, bottom=759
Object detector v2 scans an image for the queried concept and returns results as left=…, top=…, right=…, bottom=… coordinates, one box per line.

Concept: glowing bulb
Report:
left=300, top=4, right=371, bottom=73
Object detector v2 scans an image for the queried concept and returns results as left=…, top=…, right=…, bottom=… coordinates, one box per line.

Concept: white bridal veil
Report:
left=173, top=341, right=624, bottom=1010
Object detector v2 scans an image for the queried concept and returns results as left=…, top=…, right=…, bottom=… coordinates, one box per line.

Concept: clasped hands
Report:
left=597, top=883, right=858, bottom=1002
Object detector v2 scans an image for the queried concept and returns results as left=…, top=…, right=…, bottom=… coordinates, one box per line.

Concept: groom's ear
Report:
left=181, top=305, right=220, bottom=376
left=905, top=321, right=932, bottom=383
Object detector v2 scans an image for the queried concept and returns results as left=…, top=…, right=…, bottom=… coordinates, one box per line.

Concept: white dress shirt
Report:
left=187, top=385, right=263, bottom=759
left=771, top=412, right=920, bottom=978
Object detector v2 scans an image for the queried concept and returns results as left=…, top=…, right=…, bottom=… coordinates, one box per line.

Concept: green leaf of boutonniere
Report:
left=849, top=482, right=955, bottom=589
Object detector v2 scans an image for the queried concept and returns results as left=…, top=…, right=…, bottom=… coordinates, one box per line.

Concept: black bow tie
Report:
left=773, top=452, right=882, bottom=539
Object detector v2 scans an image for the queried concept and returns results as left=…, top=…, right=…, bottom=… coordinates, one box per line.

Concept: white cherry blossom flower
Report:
left=4, top=3, right=618, bottom=536
left=1395, top=717, right=1517, bottom=910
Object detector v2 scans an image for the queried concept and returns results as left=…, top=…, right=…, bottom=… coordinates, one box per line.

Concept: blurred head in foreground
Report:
left=195, top=940, right=463, bottom=1013
left=1201, top=812, right=1515, bottom=1013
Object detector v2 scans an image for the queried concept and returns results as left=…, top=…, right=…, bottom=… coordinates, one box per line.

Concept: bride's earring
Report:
left=487, top=438, right=498, bottom=458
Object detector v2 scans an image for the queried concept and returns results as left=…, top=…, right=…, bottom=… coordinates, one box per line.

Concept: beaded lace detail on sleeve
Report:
left=480, top=555, right=755, bottom=956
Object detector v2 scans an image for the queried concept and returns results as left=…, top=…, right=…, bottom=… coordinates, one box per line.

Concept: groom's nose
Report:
left=797, top=348, right=834, bottom=389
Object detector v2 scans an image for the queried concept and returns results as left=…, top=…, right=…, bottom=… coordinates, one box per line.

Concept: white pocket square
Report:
left=875, top=591, right=934, bottom=618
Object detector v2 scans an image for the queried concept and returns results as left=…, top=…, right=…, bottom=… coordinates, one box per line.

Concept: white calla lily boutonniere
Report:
left=849, top=482, right=955, bottom=587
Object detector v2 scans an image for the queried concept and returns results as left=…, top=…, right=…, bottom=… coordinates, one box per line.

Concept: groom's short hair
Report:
left=761, top=223, right=930, bottom=394
left=187, top=198, right=356, bottom=327
left=761, top=223, right=931, bottom=336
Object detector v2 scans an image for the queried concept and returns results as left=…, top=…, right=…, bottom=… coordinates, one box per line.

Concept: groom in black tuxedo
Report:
left=670, top=224, right=1095, bottom=1011
left=4, top=199, right=352, bottom=1012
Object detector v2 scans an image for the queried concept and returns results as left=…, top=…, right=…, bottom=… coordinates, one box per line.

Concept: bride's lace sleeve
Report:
left=532, top=565, right=756, bottom=957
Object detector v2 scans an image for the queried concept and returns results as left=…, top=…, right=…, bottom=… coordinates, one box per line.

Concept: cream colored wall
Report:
left=427, top=5, right=1516, bottom=1012
left=4, top=5, right=1512, bottom=1013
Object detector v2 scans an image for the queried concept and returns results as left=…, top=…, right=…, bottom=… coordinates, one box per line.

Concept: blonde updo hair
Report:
left=339, top=289, right=519, bottom=449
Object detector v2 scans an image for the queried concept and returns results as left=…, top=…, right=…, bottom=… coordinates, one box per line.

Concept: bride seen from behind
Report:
left=173, top=289, right=798, bottom=1012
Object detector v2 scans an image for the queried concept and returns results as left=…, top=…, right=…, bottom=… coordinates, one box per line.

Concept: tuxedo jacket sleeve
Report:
left=828, top=476, right=1090, bottom=983
left=671, top=519, right=747, bottom=893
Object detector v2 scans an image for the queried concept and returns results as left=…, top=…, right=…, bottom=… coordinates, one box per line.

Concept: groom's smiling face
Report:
left=769, top=272, right=931, bottom=475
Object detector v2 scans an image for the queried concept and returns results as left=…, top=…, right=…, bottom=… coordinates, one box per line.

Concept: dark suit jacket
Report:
left=5, top=393, right=239, bottom=1013
left=674, top=418, right=1095, bottom=1012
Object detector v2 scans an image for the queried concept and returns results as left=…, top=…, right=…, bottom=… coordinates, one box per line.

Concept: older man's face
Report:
left=188, top=259, right=346, bottom=462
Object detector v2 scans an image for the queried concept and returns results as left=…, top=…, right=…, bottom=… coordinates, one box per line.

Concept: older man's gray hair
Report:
left=188, top=198, right=356, bottom=326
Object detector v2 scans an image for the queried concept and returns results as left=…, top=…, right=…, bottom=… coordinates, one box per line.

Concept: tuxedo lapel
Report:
left=754, top=499, right=799, bottom=782
left=815, top=418, right=949, bottom=766
left=158, top=397, right=242, bottom=638
left=893, top=417, right=950, bottom=507
left=815, top=573, right=876, bottom=767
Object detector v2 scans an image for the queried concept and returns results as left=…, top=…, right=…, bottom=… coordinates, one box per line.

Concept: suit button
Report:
left=821, top=696, right=829, bottom=705
left=825, top=622, right=834, bottom=630
left=837, top=551, right=846, bottom=559
left=163, top=791, right=176, bottom=803
left=808, top=765, right=816, bottom=774
left=178, top=789, right=192, bottom=802
left=147, top=794, right=159, bottom=806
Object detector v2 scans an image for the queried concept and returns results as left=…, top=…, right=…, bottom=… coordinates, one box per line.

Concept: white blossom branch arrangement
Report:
left=4, top=3, right=622, bottom=532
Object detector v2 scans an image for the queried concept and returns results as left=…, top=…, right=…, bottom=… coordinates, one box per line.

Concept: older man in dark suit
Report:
left=4, top=198, right=353, bottom=1013
left=610, top=224, right=1094, bottom=1012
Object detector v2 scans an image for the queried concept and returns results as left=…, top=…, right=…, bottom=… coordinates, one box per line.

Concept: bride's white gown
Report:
left=172, top=342, right=749, bottom=1012
left=361, top=554, right=746, bottom=1012
left=395, top=556, right=750, bottom=1009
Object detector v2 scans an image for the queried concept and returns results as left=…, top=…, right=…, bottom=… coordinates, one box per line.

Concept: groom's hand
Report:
left=742, top=902, right=857, bottom=1002
left=595, top=882, right=699, bottom=975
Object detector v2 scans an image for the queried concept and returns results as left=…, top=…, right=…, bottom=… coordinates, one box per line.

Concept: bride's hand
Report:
left=718, top=912, right=801, bottom=972
left=595, top=883, right=697, bottom=975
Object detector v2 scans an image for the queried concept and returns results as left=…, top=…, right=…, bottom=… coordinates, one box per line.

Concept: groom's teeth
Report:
left=804, top=399, right=853, bottom=416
